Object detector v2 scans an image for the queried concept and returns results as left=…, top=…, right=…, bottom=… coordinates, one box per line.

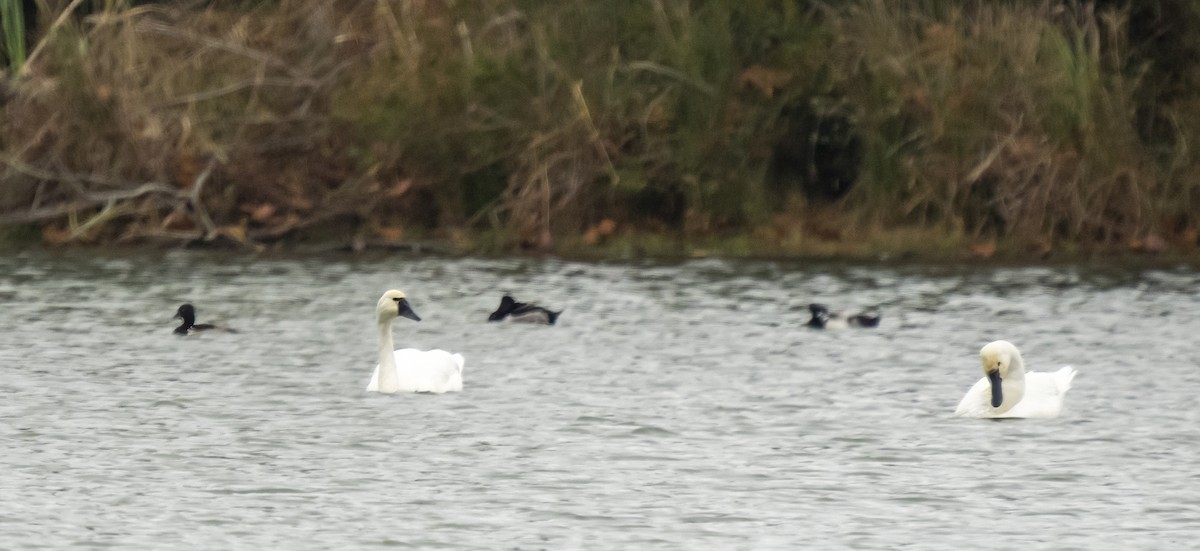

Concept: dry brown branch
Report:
left=0, top=182, right=183, bottom=224
left=188, top=157, right=219, bottom=238
left=0, top=156, right=221, bottom=243
left=2, top=155, right=154, bottom=190
left=154, top=78, right=321, bottom=108
left=246, top=210, right=339, bottom=241
left=134, top=20, right=299, bottom=77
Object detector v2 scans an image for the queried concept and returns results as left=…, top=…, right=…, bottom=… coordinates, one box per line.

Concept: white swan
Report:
left=365, top=290, right=464, bottom=394
left=955, top=340, right=1076, bottom=419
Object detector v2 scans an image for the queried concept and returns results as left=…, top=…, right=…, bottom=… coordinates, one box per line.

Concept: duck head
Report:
left=805, top=303, right=831, bottom=328
left=174, top=304, right=196, bottom=325
left=488, top=295, right=517, bottom=321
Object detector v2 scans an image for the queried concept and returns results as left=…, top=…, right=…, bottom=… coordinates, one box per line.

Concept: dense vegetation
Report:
left=2, top=0, right=1200, bottom=258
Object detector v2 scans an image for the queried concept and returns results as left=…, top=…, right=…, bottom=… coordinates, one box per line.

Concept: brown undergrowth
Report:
left=2, top=1, right=1200, bottom=258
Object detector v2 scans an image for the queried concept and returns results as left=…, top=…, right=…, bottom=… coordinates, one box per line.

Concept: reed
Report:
left=828, top=0, right=1181, bottom=247
left=0, top=0, right=25, bottom=73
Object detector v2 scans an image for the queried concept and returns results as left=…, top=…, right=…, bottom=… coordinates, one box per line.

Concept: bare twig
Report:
left=570, top=80, right=618, bottom=186
left=189, top=157, right=218, bottom=239
left=480, top=10, right=525, bottom=36
left=624, top=61, right=717, bottom=97
left=68, top=200, right=130, bottom=239
left=154, top=77, right=320, bottom=108
left=0, top=182, right=183, bottom=224
left=1, top=155, right=154, bottom=189
left=134, top=20, right=299, bottom=77
left=964, top=136, right=1013, bottom=185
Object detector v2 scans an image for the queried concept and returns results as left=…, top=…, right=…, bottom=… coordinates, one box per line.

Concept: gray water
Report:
left=1, top=250, right=1198, bottom=549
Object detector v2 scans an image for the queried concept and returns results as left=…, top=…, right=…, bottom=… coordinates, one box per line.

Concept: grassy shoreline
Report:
left=3, top=1, right=1200, bottom=260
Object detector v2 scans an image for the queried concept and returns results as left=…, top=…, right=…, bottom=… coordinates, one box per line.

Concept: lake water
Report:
left=1, top=250, right=1198, bottom=549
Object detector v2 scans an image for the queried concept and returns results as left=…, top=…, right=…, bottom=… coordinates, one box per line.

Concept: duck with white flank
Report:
left=173, top=304, right=232, bottom=335
left=955, top=340, right=1076, bottom=419
left=366, top=290, right=464, bottom=394
left=804, top=303, right=880, bottom=329
left=488, top=295, right=562, bottom=325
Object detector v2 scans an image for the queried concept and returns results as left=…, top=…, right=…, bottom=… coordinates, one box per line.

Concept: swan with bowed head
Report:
left=955, top=340, right=1076, bottom=419
left=365, top=290, right=464, bottom=394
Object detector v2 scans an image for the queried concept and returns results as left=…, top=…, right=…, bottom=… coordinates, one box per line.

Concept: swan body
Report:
left=955, top=340, right=1076, bottom=419
left=366, top=290, right=464, bottom=394
left=804, top=303, right=880, bottom=329
left=488, top=295, right=562, bottom=325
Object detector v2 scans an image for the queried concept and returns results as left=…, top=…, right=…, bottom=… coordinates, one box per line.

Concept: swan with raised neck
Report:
left=367, top=290, right=464, bottom=394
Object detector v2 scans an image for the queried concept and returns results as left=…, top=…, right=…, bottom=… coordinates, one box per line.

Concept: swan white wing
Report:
left=954, top=377, right=996, bottom=418
left=366, top=348, right=464, bottom=394
left=1002, top=366, right=1076, bottom=419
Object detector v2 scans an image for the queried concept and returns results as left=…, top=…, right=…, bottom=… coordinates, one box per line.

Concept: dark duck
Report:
left=488, top=295, right=562, bottom=325
left=804, top=303, right=880, bottom=329
left=173, top=304, right=230, bottom=335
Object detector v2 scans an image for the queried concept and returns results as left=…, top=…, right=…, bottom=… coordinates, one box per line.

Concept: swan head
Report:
left=980, top=340, right=1022, bottom=408
left=377, top=290, right=421, bottom=323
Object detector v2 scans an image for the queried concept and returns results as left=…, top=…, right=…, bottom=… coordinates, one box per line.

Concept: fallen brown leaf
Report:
left=161, top=208, right=195, bottom=231
left=218, top=224, right=246, bottom=242
left=386, top=179, right=413, bottom=198
left=1182, top=227, right=1199, bottom=245
left=374, top=225, right=405, bottom=242
left=42, top=225, right=72, bottom=245
left=1031, top=237, right=1052, bottom=257
left=1144, top=233, right=1168, bottom=253
left=739, top=65, right=792, bottom=97
left=583, top=219, right=618, bottom=245
left=969, top=240, right=996, bottom=258
left=249, top=203, right=276, bottom=222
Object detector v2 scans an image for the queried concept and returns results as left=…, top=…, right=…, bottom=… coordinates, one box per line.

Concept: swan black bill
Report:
left=987, top=369, right=1003, bottom=408
left=398, top=299, right=421, bottom=322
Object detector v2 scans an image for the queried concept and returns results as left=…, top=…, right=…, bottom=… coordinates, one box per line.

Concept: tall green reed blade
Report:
left=1, top=0, right=26, bottom=73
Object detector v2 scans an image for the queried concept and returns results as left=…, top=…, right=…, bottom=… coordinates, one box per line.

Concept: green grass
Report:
left=0, top=0, right=26, bottom=73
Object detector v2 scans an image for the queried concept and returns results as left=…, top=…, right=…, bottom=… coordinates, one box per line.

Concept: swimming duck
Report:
left=487, top=295, right=562, bottom=325
left=804, top=303, right=880, bottom=329
left=365, top=290, right=464, bottom=394
left=173, top=303, right=228, bottom=335
left=955, top=340, right=1076, bottom=419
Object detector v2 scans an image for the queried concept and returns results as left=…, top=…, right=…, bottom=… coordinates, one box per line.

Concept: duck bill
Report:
left=398, top=300, right=421, bottom=322
left=987, top=370, right=1003, bottom=408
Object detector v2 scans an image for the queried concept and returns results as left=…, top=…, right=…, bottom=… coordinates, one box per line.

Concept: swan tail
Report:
left=451, top=353, right=465, bottom=373
left=548, top=310, right=563, bottom=325
left=1054, top=366, right=1077, bottom=393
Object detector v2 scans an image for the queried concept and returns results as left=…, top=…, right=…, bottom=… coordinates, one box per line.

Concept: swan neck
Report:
left=377, top=317, right=399, bottom=393
left=997, top=353, right=1027, bottom=410
left=1008, top=353, right=1026, bottom=380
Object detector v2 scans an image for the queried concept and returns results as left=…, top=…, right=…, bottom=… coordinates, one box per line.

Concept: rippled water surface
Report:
left=2, top=250, right=1199, bottom=549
